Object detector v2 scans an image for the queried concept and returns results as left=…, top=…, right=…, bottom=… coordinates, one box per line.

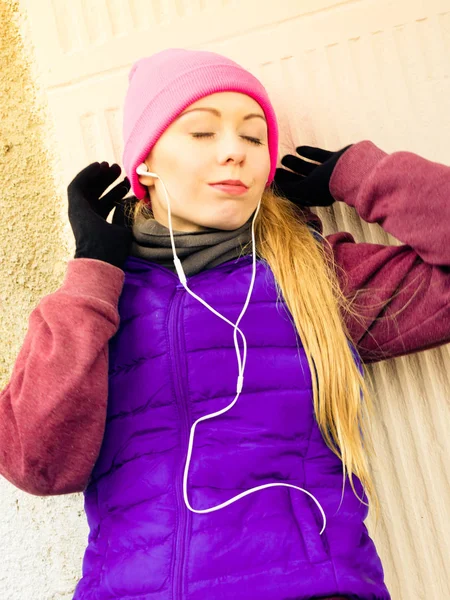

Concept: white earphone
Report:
left=136, top=163, right=157, bottom=177
left=132, top=160, right=327, bottom=533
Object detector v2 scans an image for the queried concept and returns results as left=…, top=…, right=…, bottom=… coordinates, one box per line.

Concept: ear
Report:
left=138, top=173, right=157, bottom=188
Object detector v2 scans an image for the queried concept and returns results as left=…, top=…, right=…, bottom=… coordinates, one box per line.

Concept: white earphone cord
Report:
left=142, top=168, right=327, bottom=535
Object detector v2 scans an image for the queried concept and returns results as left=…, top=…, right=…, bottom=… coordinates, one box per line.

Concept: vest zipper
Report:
left=170, top=287, right=190, bottom=600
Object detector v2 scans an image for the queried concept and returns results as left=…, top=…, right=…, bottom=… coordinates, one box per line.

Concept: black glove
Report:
left=68, top=161, right=133, bottom=270
left=273, top=144, right=353, bottom=207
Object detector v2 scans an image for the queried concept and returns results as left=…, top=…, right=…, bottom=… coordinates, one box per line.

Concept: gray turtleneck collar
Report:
left=130, top=210, right=254, bottom=277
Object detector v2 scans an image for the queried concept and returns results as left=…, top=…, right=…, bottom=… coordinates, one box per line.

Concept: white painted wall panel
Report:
left=3, top=0, right=449, bottom=598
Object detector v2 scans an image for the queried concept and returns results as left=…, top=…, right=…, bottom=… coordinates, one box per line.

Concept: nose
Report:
left=217, top=133, right=246, bottom=165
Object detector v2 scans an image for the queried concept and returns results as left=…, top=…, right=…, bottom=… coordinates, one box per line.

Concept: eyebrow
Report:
left=178, top=107, right=267, bottom=122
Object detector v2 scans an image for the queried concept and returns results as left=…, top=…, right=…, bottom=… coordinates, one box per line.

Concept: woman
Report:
left=1, top=48, right=449, bottom=599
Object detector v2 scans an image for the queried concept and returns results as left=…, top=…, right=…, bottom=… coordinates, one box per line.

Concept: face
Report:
left=137, top=91, right=271, bottom=232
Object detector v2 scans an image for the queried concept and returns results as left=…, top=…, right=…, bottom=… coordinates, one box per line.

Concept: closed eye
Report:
left=191, top=133, right=263, bottom=146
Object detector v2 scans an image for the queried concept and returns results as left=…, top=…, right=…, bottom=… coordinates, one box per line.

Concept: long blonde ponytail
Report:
left=253, top=187, right=380, bottom=522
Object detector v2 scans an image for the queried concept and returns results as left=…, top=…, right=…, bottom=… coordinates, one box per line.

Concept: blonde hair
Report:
left=127, top=186, right=381, bottom=523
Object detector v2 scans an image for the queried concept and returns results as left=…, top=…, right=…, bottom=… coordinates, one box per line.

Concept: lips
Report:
left=208, top=183, right=248, bottom=196
left=212, top=179, right=248, bottom=188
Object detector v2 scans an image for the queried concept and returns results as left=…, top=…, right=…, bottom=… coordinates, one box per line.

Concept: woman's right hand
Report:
left=68, top=161, right=133, bottom=270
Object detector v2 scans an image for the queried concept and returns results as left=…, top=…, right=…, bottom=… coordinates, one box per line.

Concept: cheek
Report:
left=154, top=151, right=198, bottom=195
left=167, top=151, right=202, bottom=184
left=255, top=152, right=271, bottom=182
left=167, top=166, right=204, bottom=210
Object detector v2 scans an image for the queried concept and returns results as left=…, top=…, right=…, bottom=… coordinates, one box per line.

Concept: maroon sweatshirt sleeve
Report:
left=0, top=258, right=124, bottom=495
left=327, top=140, right=450, bottom=363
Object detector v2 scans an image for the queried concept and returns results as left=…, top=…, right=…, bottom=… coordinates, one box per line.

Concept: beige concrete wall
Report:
left=0, top=0, right=449, bottom=598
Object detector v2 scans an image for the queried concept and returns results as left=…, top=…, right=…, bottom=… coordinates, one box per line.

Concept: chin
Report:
left=206, top=210, right=252, bottom=231
left=208, top=219, right=247, bottom=231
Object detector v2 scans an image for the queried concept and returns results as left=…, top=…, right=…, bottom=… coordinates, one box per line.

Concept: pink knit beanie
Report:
left=122, top=48, right=279, bottom=201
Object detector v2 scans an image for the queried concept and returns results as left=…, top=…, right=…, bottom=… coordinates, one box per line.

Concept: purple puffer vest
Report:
left=74, top=254, right=391, bottom=600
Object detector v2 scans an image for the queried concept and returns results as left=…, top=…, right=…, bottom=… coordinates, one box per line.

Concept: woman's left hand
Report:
left=273, top=144, right=353, bottom=207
